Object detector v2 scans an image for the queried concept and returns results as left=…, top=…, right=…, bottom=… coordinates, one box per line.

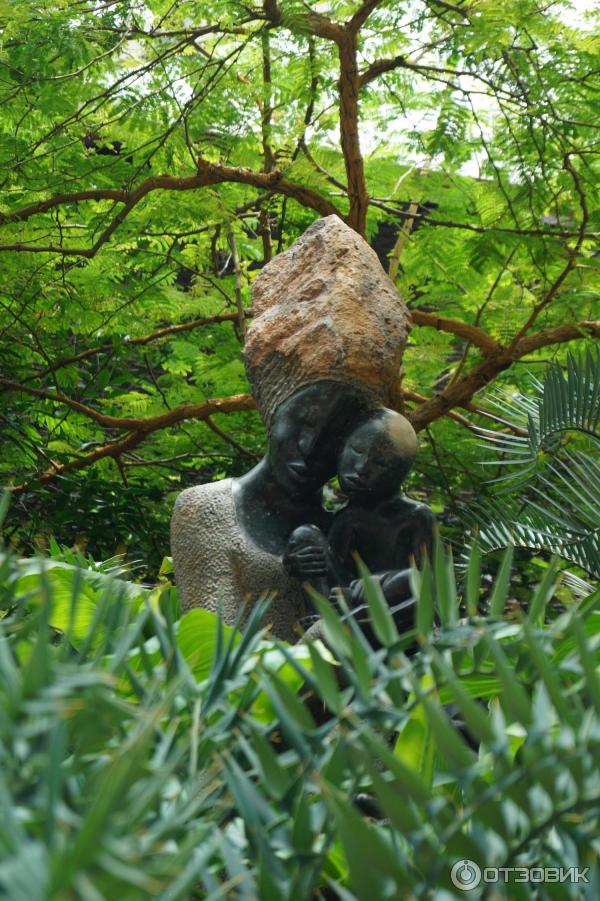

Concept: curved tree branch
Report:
left=347, top=0, right=385, bottom=33
left=4, top=318, right=598, bottom=491
left=508, top=153, right=590, bottom=347
left=7, top=393, right=256, bottom=493
left=408, top=320, right=600, bottom=431
left=0, top=378, right=254, bottom=431
left=0, top=162, right=341, bottom=255
left=410, top=309, right=500, bottom=354
left=17, top=312, right=244, bottom=384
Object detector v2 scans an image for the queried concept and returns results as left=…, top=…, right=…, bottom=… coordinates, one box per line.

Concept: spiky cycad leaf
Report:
left=473, top=350, right=600, bottom=578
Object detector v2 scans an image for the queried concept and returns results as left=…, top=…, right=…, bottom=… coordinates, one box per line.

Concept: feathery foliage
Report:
left=475, top=350, right=600, bottom=579
left=1, top=500, right=599, bottom=898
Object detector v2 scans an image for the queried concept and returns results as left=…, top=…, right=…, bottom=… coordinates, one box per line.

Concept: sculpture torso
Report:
left=171, top=478, right=306, bottom=642
left=328, top=495, right=436, bottom=575
left=232, top=458, right=333, bottom=557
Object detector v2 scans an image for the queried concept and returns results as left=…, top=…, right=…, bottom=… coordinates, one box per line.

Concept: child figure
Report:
left=284, top=409, right=436, bottom=630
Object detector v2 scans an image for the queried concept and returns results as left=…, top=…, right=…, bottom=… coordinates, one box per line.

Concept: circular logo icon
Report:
left=451, top=859, right=482, bottom=891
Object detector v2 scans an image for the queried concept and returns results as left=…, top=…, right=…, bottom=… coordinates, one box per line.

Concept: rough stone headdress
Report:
left=244, top=215, right=410, bottom=429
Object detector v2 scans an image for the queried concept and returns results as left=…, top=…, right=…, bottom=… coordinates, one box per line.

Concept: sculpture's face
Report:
left=268, top=382, right=366, bottom=494
left=338, top=415, right=415, bottom=501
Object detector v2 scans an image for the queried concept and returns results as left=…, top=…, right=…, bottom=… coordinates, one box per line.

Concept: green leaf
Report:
left=434, top=536, right=458, bottom=627
left=489, top=545, right=514, bottom=618
left=411, top=682, right=476, bottom=771
left=527, top=559, right=559, bottom=625
left=321, top=781, right=410, bottom=896
left=394, top=689, right=436, bottom=789
left=484, top=635, right=532, bottom=726
left=465, top=538, right=482, bottom=618
left=257, top=669, right=315, bottom=738
left=571, top=615, right=600, bottom=714
left=307, top=641, right=342, bottom=715
left=307, top=588, right=352, bottom=658
left=355, top=557, right=399, bottom=646
left=415, top=556, right=434, bottom=639
left=177, top=608, right=241, bottom=683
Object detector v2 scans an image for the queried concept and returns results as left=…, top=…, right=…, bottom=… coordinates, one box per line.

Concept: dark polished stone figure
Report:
left=284, top=409, right=436, bottom=634
left=233, top=381, right=373, bottom=557
left=171, top=380, right=374, bottom=641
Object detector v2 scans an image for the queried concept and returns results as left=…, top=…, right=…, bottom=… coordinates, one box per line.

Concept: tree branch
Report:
left=227, top=227, right=247, bottom=340
left=347, top=0, right=384, bottom=32
left=205, top=415, right=260, bottom=461
left=262, top=0, right=366, bottom=233
left=402, top=388, right=479, bottom=433
left=426, top=0, right=471, bottom=17
left=263, top=0, right=343, bottom=42
left=358, top=53, right=514, bottom=99
left=338, top=33, right=369, bottom=234
left=0, top=377, right=254, bottom=431
left=408, top=319, right=600, bottom=431
left=0, top=161, right=341, bottom=255
left=7, top=318, right=598, bottom=486
left=512, top=320, right=600, bottom=356
left=369, top=198, right=595, bottom=239
left=12, top=306, right=503, bottom=393
left=359, top=53, right=411, bottom=87
left=508, top=153, right=590, bottom=346
left=410, top=309, right=500, bottom=354
left=8, top=393, right=255, bottom=493
left=17, top=312, right=243, bottom=384
left=0, top=189, right=127, bottom=224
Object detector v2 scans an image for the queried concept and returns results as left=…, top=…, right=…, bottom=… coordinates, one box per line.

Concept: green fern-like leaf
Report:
left=472, top=350, right=600, bottom=577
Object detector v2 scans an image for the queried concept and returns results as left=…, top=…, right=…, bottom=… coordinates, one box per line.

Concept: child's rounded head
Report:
left=338, top=409, right=417, bottom=500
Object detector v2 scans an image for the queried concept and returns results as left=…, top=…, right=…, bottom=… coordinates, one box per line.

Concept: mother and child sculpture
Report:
left=170, top=216, right=435, bottom=644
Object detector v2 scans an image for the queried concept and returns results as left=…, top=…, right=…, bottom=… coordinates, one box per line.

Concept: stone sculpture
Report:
left=284, top=408, right=435, bottom=634
left=244, top=214, right=409, bottom=427
left=170, top=215, right=433, bottom=643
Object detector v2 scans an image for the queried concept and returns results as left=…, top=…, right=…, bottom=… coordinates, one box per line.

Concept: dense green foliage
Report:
left=1, top=510, right=599, bottom=898
left=1, top=5, right=599, bottom=896
left=0, top=0, right=598, bottom=573
left=475, top=349, right=600, bottom=580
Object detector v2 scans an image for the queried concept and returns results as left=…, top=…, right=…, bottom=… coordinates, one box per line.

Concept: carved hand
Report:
left=284, top=542, right=328, bottom=577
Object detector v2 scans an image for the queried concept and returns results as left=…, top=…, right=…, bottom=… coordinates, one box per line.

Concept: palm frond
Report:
left=472, top=349, right=600, bottom=577
left=473, top=498, right=600, bottom=579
